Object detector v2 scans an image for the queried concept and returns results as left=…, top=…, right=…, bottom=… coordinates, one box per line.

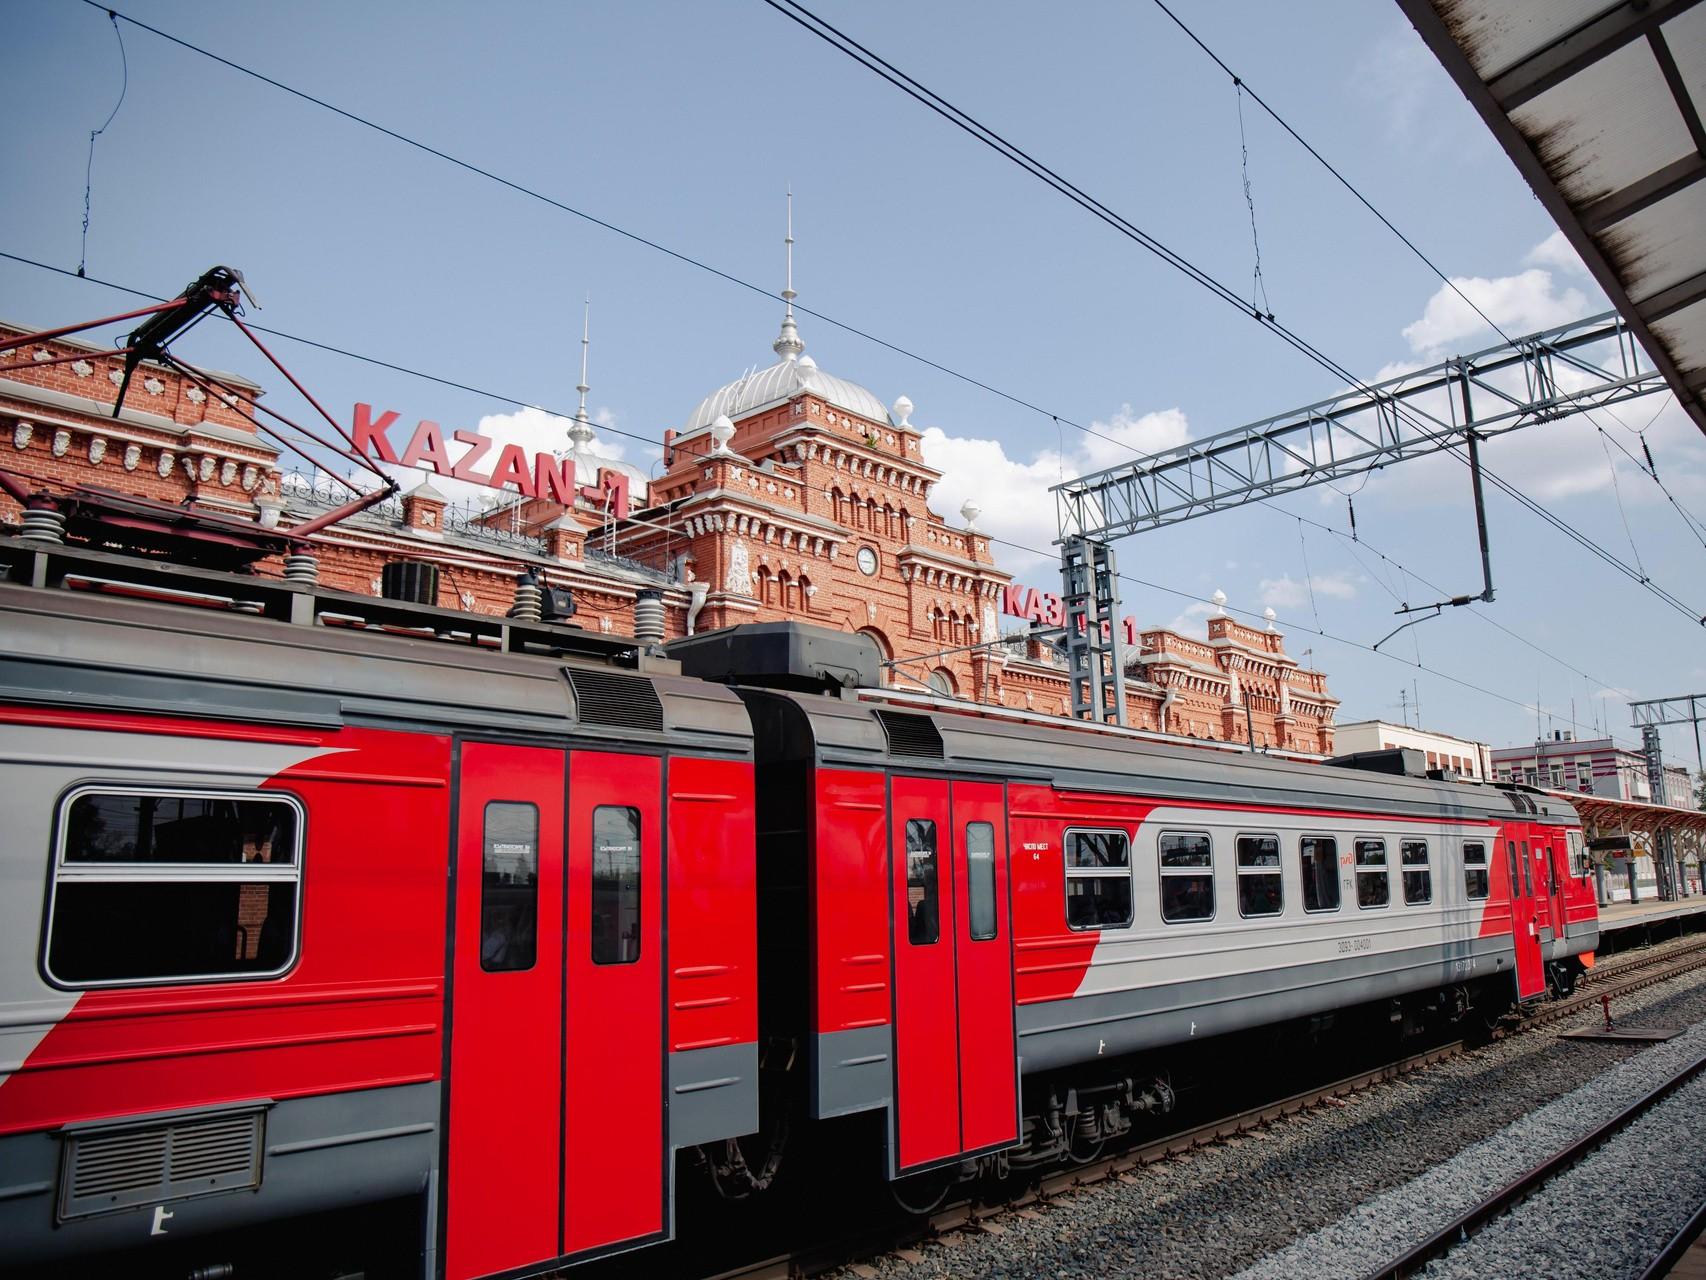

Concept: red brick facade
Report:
left=0, top=321, right=1336, bottom=753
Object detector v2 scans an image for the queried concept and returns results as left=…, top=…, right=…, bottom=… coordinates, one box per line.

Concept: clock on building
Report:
left=857, top=546, right=879, bottom=576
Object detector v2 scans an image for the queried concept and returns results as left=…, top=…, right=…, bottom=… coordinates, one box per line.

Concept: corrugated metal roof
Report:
left=1401, top=0, right=1706, bottom=435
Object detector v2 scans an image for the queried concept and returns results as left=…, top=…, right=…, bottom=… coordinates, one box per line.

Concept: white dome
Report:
left=682, top=356, right=891, bottom=435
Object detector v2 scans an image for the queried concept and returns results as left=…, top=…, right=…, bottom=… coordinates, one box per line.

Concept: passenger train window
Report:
left=1159, top=831, right=1214, bottom=923
left=592, top=806, right=642, bottom=965
left=1519, top=840, right=1533, bottom=897
left=1506, top=841, right=1521, bottom=898
left=1464, top=842, right=1489, bottom=899
left=482, top=801, right=539, bottom=972
left=1355, top=839, right=1390, bottom=908
left=1299, top=836, right=1340, bottom=912
left=966, top=822, right=997, bottom=941
left=905, top=819, right=940, bottom=945
left=1065, top=829, right=1133, bottom=930
left=46, top=788, right=302, bottom=987
left=1236, top=834, right=1282, bottom=918
left=1401, top=840, right=1431, bottom=905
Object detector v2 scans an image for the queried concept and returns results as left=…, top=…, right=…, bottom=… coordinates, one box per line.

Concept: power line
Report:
left=4, top=251, right=1644, bottom=750
left=984, top=530, right=1637, bottom=749
left=760, top=0, right=1704, bottom=628
left=72, top=2, right=1704, bottom=627
left=74, top=0, right=1146, bottom=466
left=1146, top=0, right=1519, bottom=348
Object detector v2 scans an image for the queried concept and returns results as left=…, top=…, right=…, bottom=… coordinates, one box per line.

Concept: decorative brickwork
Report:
left=0, top=319, right=1336, bottom=752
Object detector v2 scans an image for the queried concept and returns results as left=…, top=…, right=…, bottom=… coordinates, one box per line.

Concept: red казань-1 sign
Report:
left=352, top=403, right=635, bottom=519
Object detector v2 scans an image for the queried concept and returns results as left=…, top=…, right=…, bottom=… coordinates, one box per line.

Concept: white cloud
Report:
left=1353, top=25, right=1442, bottom=143
left=378, top=404, right=643, bottom=509
left=1401, top=268, right=1589, bottom=354
left=1167, top=601, right=1217, bottom=633
left=1258, top=572, right=1359, bottom=610
left=920, top=404, right=1190, bottom=575
left=1526, top=229, right=1588, bottom=276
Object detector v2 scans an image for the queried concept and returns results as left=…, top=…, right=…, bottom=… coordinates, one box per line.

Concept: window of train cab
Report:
left=1065, top=828, right=1133, bottom=930
left=1158, top=831, right=1214, bottom=924
left=44, top=788, right=303, bottom=987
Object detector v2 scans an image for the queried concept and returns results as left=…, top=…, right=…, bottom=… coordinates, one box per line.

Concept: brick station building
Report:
left=0, top=308, right=1337, bottom=753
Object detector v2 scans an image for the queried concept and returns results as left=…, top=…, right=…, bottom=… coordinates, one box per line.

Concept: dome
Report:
left=681, top=354, right=891, bottom=436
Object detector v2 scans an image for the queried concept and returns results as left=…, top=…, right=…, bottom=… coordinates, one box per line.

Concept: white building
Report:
left=1333, top=720, right=1490, bottom=780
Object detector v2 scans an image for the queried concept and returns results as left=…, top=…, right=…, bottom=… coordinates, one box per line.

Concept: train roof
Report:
left=741, top=684, right=1577, bottom=828
left=0, top=535, right=751, bottom=757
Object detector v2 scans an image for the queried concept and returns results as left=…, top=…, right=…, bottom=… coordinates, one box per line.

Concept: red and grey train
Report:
left=0, top=533, right=1598, bottom=1278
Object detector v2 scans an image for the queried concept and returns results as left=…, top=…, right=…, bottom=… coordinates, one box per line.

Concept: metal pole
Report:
left=1459, top=367, right=1496, bottom=603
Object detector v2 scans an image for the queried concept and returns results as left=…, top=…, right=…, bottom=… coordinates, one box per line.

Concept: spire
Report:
left=772, top=187, right=804, bottom=361
left=568, top=296, right=596, bottom=466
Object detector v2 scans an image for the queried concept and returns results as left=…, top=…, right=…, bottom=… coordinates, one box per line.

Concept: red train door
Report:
left=446, top=742, right=566, bottom=1280
left=445, top=744, right=664, bottom=1280
left=890, top=776, right=1017, bottom=1173
left=1506, top=832, right=1545, bottom=1000
left=949, top=781, right=1018, bottom=1156
left=1542, top=832, right=1568, bottom=939
left=563, top=750, right=664, bottom=1254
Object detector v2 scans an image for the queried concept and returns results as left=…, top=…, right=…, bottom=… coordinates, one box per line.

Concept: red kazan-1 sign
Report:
left=1000, top=582, right=1138, bottom=646
left=352, top=403, right=634, bottom=519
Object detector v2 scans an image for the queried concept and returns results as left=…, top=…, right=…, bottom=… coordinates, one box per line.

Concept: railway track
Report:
left=708, top=933, right=1706, bottom=1280
left=1360, top=1047, right=1706, bottom=1279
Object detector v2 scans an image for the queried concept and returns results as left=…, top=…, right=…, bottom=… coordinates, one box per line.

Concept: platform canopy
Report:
left=1553, top=790, right=1706, bottom=859
left=1399, top=0, right=1706, bottom=436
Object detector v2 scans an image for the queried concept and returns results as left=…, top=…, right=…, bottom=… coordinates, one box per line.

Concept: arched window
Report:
left=756, top=565, right=774, bottom=606
left=927, top=668, right=956, bottom=697
left=883, top=503, right=895, bottom=538
left=858, top=627, right=892, bottom=686
left=778, top=569, right=795, bottom=611
left=798, top=572, right=814, bottom=612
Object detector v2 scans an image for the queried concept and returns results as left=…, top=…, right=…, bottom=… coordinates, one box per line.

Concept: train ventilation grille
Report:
left=60, top=1109, right=264, bottom=1221
left=565, top=667, right=664, bottom=732
left=875, top=710, right=945, bottom=760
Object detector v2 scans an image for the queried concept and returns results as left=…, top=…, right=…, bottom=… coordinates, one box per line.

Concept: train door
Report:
left=889, top=776, right=1018, bottom=1173
left=444, top=743, right=664, bottom=1280
left=1541, top=832, right=1568, bottom=940
left=562, top=750, right=664, bottom=1254
left=1505, top=831, right=1545, bottom=1000
left=948, top=781, right=1018, bottom=1156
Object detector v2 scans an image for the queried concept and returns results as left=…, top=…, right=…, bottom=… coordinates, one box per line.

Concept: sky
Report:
left=4, top=0, right=1704, bottom=768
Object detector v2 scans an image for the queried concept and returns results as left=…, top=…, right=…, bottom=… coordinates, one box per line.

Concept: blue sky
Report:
left=4, top=0, right=1704, bottom=766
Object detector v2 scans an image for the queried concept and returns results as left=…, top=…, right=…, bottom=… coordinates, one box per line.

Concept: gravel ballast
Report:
left=831, top=961, right=1706, bottom=1280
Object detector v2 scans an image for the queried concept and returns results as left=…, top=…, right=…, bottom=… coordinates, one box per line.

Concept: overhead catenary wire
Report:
left=1146, top=0, right=1519, bottom=349
left=64, top=3, right=1705, bottom=628
left=72, top=0, right=1144, bottom=468
left=5, top=251, right=1645, bottom=752
left=982, top=531, right=1638, bottom=751
left=759, top=0, right=1704, bottom=628
left=24, top=9, right=1699, bottom=701
left=79, top=10, right=128, bottom=279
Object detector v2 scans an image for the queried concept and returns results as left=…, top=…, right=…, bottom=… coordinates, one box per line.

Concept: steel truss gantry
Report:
left=1631, top=696, right=1705, bottom=900
left=1053, top=310, right=1663, bottom=543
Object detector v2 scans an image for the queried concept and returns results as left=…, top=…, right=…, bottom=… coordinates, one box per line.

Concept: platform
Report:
left=1597, top=895, right=1706, bottom=945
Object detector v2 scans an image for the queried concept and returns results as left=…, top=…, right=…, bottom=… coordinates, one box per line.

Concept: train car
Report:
left=0, top=529, right=1599, bottom=1278
left=674, top=626, right=1598, bottom=1187
left=0, top=534, right=757, bottom=1279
